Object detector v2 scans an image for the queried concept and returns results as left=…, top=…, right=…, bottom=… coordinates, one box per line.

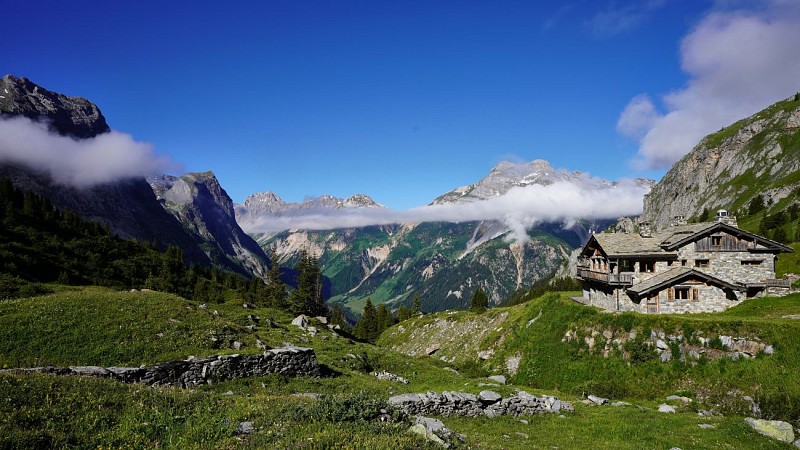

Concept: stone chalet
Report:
left=576, top=211, right=794, bottom=314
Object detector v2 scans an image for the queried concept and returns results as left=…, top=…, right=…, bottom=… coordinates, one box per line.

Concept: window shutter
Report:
left=693, top=288, right=699, bottom=302
left=667, top=288, right=673, bottom=301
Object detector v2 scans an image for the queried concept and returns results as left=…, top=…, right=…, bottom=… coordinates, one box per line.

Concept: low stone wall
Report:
left=1, top=347, right=320, bottom=387
left=388, top=390, right=573, bottom=418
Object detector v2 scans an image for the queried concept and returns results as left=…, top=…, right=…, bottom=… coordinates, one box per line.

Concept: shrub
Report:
left=624, top=339, right=657, bottom=364
left=297, top=391, right=402, bottom=423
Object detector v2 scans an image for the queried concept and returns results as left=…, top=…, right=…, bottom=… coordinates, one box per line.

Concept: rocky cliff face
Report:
left=149, top=172, right=268, bottom=277
left=0, top=74, right=109, bottom=138
left=641, top=95, right=800, bottom=230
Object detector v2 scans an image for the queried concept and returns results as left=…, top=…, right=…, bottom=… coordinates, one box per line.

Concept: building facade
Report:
left=576, top=212, right=793, bottom=314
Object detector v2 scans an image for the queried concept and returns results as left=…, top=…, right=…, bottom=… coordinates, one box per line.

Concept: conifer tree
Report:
left=469, top=286, right=488, bottom=312
left=396, top=305, right=411, bottom=322
left=291, top=249, right=326, bottom=315
left=376, top=302, right=390, bottom=334
left=264, top=246, right=287, bottom=308
left=353, top=298, right=378, bottom=341
left=411, top=293, right=422, bottom=315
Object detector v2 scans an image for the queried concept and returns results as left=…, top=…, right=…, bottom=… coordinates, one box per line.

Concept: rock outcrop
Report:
left=1, top=347, right=321, bottom=387
left=641, top=95, right=800, bottom=230
left=0, top=74, right=109, bottom=138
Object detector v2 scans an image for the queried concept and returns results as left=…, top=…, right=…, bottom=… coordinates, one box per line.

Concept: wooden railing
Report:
left=577, top=269, right=633, bottom=286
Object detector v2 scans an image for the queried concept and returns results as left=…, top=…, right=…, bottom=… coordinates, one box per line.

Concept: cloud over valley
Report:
left=0, top=116, right=178, bottom=187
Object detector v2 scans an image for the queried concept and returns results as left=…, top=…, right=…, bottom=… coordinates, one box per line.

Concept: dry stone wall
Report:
left=1, top=347, right=320, bottom=387
left=388, top=390, right=573, bottom=418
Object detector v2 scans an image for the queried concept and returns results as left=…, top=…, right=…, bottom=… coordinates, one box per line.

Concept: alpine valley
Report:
left=237, top=161, right=654, bottom=315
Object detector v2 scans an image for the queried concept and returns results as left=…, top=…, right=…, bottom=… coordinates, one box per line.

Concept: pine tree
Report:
left=353, top=298, right=378, bottom=341
left=411, top=293, right=422, bottom=315
left=264, top=246, right=287, bottom=308
left=376, top=302, right=390, bottom=335
left=396, top=305, right=411, bottom=322
left=291, top=250, right=326, bottom=315
left=469, top=286, right=488, bottom=312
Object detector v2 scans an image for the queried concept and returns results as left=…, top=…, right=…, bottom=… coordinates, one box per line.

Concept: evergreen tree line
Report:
left=346, top=293, right=423, bottom=342
left=0, top=178, right=327, bottom=316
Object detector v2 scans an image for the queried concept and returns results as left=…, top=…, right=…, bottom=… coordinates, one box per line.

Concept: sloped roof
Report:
left=586, top=221, right=792, bottom=257
left=627, top=267, right=741, bottom=297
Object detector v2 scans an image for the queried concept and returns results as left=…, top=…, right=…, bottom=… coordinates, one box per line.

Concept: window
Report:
left=695, top=259, right=710, bottom=268
left=667, top=260, right=674, bottom=267
left=741, top=260, right=763, bottom=266
left=674, top=287, right=690, bottom=300
left=681, top=259, right=687, bottom=266
left=640, top=261, right=655, bottom=273
left=711, top=236, right=722, bottom=246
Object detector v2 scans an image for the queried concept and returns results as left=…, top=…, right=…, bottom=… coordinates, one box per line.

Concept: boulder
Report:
left=291, top=315, right=309, bottom=329
left=425, top=344, right=440, bottom=355
left=488, top=375, right=506, bottom=385
left=744, top=417, right=795, bottom=443
left=587, top=395, right=608, bottom=405
left=658, top=404, right=676, bottom=413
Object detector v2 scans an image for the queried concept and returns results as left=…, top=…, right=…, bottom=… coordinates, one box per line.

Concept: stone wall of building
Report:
left=1, top=347, right=321, bottom=387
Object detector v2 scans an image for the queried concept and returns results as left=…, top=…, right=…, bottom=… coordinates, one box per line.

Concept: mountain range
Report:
left=238, top=159, right=650, bottom=315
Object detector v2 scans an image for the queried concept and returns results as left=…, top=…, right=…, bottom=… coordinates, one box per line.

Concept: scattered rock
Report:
left=698, top=424, right=716, bottom=429
left=488, top=375, right=506, bottom=385
left=658, top=404, right=676, bottom=413
left=232, top=341, right=244, bottom=350
left=410, top=416, right=453, bottom=448
left=291, top=315, right=309, bottom=329
left=315, top=316, right=328, bottom=325
left=611, top=401, right=632, bottom=407
left=477, top=350, right=494, bottom=360
left=587, top=395, right=609, bottom=405
left=373, top=371, right=409, bottom=384
left=425, top=344, right=440, bottom=355
left=505, top=353, right=522, bottom=376
left=744, top=417, right=795, bottom=443
left=236, top=421, right=254, bottom=435
left=666, top=395, right=692, bottom=404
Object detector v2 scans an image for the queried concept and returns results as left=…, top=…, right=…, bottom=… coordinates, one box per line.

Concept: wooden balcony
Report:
left=577, top=268, right=633, bottom=286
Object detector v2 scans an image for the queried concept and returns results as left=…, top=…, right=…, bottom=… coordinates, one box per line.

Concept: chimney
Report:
left=715, top=209, right=738, bottom=227
left=638, top=221, right=652, bottom=238
left=670, top=215, right=687, bottom=227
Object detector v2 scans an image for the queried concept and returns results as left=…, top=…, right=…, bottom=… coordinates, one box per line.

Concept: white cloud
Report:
left=0, top=116, right=178, bottom=187
left=588, top=0, right=669, bottom=36
left=241, top=179, right=649, bottom=242
left=621, top=1, right=800, bottom=170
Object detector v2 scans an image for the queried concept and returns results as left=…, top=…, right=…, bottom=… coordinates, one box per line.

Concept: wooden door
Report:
left=647, top=295, right=659, bottom=314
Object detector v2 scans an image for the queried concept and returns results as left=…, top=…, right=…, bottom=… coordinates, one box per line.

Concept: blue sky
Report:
left=4, top=1, right=799, bottom=209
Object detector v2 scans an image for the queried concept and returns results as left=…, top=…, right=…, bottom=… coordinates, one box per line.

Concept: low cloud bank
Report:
left=241, top=180, right=649, bottom=242
left=0, top=116, right=177, bottom=187
left=619, top=1, right=800, bottom=170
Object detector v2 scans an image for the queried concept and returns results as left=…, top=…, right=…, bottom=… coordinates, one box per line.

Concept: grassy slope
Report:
left=1, top=287, right=796, bottom=449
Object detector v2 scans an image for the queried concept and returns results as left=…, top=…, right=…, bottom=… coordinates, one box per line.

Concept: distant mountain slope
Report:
left=149, top=173, right=268, bottom=277
left=243, top=160, right=637, bottom=315
left=642, top=94, right=800, bottom=231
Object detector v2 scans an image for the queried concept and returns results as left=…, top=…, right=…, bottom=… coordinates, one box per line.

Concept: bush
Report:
left=624, top=339, right=657, bottom=364
left=297, top=391, right=402, bottom=423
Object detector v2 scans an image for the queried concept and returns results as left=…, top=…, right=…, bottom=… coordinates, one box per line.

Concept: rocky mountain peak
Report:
left=0, top=74, right=109, bottom=138
left=432, top=159, right=643, bottom=205
left=343, top=194, right=382, bottom=208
